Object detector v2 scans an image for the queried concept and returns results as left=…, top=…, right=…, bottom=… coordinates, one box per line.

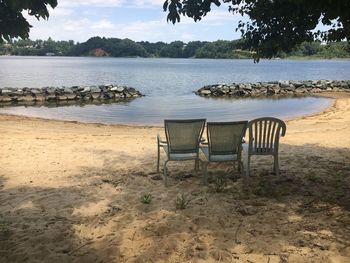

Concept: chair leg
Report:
left=239, top=161, right=244, bottom=176
left=163, top=160, right=169, bottom=186
left=157, top=145, right=160, bottom=173
left=246, top=155, right=251, bottom=178
left=274, top=155, right=280, bottom=176
left=202, top=162, right=209, bottom=185
left=194, top=159, right=199, bottom=172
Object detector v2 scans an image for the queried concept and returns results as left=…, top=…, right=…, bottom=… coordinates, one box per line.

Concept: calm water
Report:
left=1, top=56, right=349, bottom=125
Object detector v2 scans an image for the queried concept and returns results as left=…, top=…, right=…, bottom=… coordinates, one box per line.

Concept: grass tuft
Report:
left=176, top=193, right=191, bottom=210
left=140, top=193, right=153, bottom=204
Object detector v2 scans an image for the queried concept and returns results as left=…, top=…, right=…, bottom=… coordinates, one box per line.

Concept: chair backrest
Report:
left=165, top=119, right=206, bottom=154
left=207, top=121, right=248, bottom=158
left=248, top=117, right=286, bottom=154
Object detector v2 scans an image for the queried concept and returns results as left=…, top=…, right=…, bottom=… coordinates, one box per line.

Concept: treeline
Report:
left=0, top=37, right=349, bottom=59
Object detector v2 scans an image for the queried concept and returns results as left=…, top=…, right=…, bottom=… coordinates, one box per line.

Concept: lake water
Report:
left=1, top=56, right=349, bottom=125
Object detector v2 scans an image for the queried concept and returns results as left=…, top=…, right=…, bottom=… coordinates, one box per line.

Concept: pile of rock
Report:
left=196, top=80, right=350, bottom=98
left=0, top=85, right=143, bottom=104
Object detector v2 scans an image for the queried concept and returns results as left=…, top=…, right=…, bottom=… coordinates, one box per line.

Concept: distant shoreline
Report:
left=1, top=55, right=350, bottom=61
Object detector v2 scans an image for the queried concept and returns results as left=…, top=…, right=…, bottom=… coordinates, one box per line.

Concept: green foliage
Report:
left=139, top=41, right=167, bottom=57
left=159, top=41, right=185, bottom=58
left=70, top=37, right=148, bottom=57
left=183, top=41, right=207, bottom=57
left=195, top=39, right=254, bottom=59
left=214, top=175, right=227, bottom=193
left=163, top=0, right=350, bottom=61
left=0, top=37, right=349, bottom=59
left=0, top=0, right=57, bottom=42
left=0, top=38, right=74, bottom=56
left=176, top=193, right=191, bottom=209
left=0, top=215, right=11, bottom=240
left=140, top=193, right=153, bottom=204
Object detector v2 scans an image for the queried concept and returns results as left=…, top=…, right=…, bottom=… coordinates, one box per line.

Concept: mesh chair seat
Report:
left=163, top=145, right=198, bottom=161
left=201, top=147, right=238, bottom=162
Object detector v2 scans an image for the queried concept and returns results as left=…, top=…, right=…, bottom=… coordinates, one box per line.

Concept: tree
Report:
left=0, top=0, right=57, bottom=42
left=183, top=41, right=207, bottom=57
left=163, top=0, right=350, bottom=61
left=159, top=41, right=185, bottom=57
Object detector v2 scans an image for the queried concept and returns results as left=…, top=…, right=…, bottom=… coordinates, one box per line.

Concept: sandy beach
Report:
left=0, top=93, right=349, bottom=263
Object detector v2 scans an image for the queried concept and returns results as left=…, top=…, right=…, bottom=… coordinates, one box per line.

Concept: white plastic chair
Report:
left=247, top=117, right=286, bottom=176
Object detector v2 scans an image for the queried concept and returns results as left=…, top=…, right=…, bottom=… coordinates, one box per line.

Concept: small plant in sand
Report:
left=176, top=193, right=191, bottom=210
left=0, top=216, right=11, bottom=240
left=214, top=176, right=227, bottom=193
left=140, top=193, right=153, bottom=204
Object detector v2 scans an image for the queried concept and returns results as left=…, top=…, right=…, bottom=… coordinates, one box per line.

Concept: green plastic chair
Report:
left=247, top=117, right=286, bottom=176
left=200, top=121, right=248, bottom=184
left=157, top=119, right=206, bottom=186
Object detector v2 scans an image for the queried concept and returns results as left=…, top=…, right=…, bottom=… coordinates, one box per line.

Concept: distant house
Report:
left=45, top=52, right=55, bottom=56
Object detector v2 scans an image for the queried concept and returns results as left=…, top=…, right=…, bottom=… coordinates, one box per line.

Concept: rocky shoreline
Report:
left=196, top=80, right=350, bottom=98
left=0, top=85, right=143, bottom=106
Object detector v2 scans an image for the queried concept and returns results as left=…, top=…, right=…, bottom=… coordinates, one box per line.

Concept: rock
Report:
left=30, top=89, right=42, bottom=95
left=199, top=90, right=212, bottom=95
left=195, top=80, right=350, bottom=98
left=91, top=93, right=101, bottom=99
left=83, top=94, right=92, bottom=101
left=278, top=81, right=290, bottom=88
left=90, top=86, right=101, bottom=93
left=0, top=96, right=12, bottom=102
left=292, top=81, right=304, bottom=87
left=0, top=84, right=142, bottom=106
left=1, top=89, right=13, bottom=95
left=20, top=95, right=35, bottom=102
left=111, top=86, right=125, bottom=92
left=46, top=94, right=57, bottom=101
left=66, top=94, right=76, bottom=100
left=103, top=92, right=115, bottom=99
left=114, top=93, right=124, bottom=98
left=46, top=87, right=56, bottom=95
left=63, top=88, right=74, bottom=94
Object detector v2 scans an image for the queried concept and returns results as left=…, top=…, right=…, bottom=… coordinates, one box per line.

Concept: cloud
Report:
left=91, top=19, right=115, bottom=29
left=25, top=2, right=245, bottom=42
left=58, top=0, right=164, bottom=8
left=49, top=7, right=74, bottom=17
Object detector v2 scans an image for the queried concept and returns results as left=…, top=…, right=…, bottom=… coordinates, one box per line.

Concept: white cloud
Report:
left=91, top=19, right=115, bottom=29
left=25, top=3, right=245, bottom=42
left=58, top=0, right=164, bottom=8
left=49, top=7, right=74, bottom=17
left=62, top=19, right=90, bottom=32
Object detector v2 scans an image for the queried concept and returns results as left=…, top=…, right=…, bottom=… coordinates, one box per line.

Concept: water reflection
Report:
left=0, top=94, right=333, bottom=126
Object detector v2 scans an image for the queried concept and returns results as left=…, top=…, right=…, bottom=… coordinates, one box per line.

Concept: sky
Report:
left=26, top=0, right=246, bottom=43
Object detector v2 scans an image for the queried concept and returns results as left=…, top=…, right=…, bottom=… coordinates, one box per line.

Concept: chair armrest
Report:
left=157, top=133, right=167, bottom=146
